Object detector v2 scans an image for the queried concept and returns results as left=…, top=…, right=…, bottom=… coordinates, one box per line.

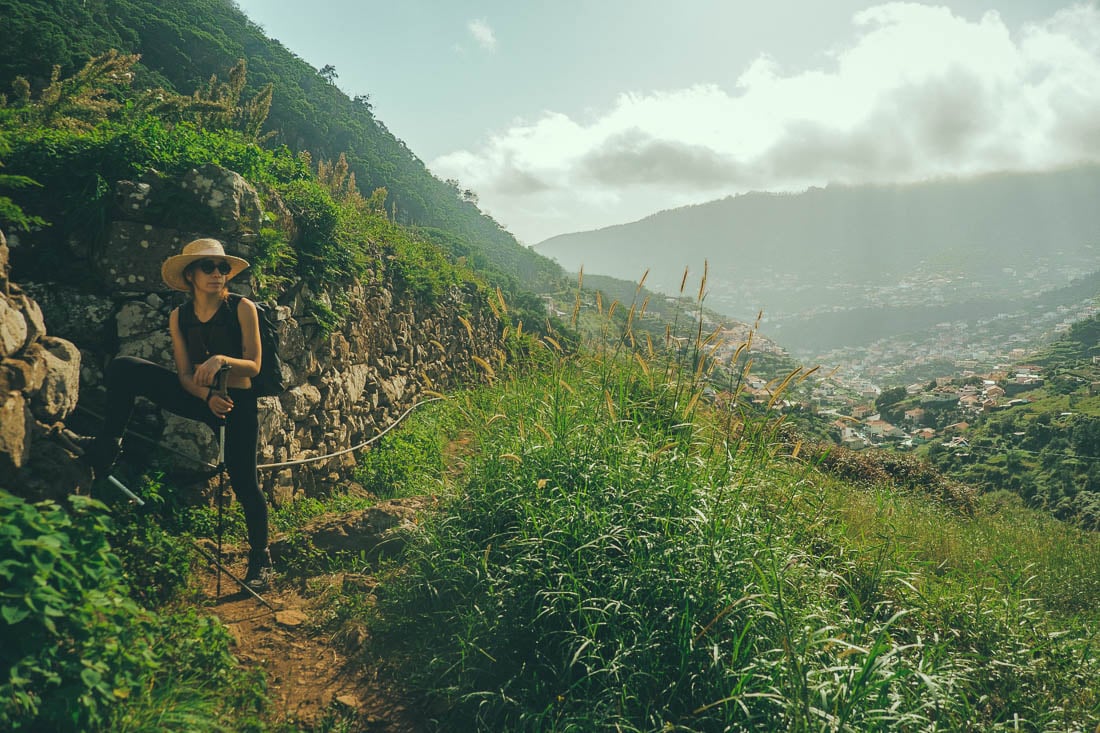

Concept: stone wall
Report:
left=0, top=230, right=84, bottom=494
left=4, top=164, right=502, bottom=501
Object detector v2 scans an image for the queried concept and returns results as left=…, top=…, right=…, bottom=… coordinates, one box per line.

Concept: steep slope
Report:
left=0, top=0, right=563, bottom=292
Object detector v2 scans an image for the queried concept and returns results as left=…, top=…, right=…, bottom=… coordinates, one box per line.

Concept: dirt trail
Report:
left=194, top=552, right=426, bottom=732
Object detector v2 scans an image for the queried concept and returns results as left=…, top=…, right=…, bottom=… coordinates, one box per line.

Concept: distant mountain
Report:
left=536, top=168, right=1100, bottom=347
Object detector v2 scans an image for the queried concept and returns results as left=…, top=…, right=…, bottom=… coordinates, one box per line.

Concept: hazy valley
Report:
left=536, top=166, right=1100, bottom=375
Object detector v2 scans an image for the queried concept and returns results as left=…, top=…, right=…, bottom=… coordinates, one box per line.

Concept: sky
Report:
left=231, top=1, right=1100, bottom=245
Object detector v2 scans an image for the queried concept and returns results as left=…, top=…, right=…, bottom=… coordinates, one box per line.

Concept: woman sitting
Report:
left=85, top=238, right=273, bottom=590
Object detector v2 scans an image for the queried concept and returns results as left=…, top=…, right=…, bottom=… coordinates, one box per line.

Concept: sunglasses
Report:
left=196, top=259, right=232, bottom=275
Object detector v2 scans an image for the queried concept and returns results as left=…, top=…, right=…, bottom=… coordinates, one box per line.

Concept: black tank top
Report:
left=180, top=295, right=244, bottom=365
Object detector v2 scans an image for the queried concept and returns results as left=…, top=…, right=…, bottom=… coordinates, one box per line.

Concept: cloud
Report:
left=577, top=128, right=742, bottom=187
left=467, top=19, right=496, bottom=51
left=434, top=3, right=1100, bottom=243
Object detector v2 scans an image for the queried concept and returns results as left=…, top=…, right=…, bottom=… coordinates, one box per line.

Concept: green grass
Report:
left=360, top=308, right=1100, bottom=731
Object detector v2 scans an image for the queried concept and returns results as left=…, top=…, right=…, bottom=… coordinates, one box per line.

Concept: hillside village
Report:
left=791, top=297, right=1100, bottom=448
left=668, top=296, right=1100, bottom=453
left=810, top=366, right=1052, bottom=451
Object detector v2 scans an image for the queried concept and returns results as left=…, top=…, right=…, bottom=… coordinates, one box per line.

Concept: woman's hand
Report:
left=207, top=391, right=234, bottom=419
left=193, top=355, right=226, bottom=387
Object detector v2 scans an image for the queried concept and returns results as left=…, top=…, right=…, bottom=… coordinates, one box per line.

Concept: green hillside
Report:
left=0, top=0, right=564, bottom=294
left=7, top=317, right=1100, bottom=730
left=926, top=314, right=1100, bottom=526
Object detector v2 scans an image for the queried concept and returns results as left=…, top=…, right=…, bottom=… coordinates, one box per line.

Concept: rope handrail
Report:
left=257, top=397, right=442, bottom=469
left=74, top=397, right=443, bottom=473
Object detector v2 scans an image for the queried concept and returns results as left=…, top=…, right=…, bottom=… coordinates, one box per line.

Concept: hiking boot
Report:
left=244, top=547, right=274, bottom=592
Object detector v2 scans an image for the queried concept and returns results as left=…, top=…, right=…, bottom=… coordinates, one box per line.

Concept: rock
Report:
left=3, top=348, right=47, bottom=393
left=379, top=374, right=407, bottom=407
left=8, top=438, right=89, bottom=502
left=279, top=384, right=321, bottom=421
left=160, top=414, right=218, bottom=471
left=0, top=392, right=30, bottom=475
left=114, top=178, right=154, bottom=220
left=270, top=496, right=431, bottom=562
left=30, top=337, right=81, bottom=423
left=334, top=694, right=359, bottom=709
left=274, top=609, right=308, bottom=627
left=13, top=291, right=45, bottom=345
left=117, top=327, right=173, bottom=365
left=116, top=300, right=166, bottom=339
left=182, top=164, right=264, bottom=240
left=343, top=363, right=370, bottom=404
left=257, top=396, right=286, bottom=447
left=98, top=221, right=187, bottom=293
left=0, top=296, right=28, bottom=357
left=20, top=284, right=114, bottom=349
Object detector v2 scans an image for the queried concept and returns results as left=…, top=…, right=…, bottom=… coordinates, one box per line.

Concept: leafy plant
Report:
left=354, top=413, right=448, bottom=499
left=0, top=120, right=45, bottom=231
left=0, top=490, right=266, bottom=732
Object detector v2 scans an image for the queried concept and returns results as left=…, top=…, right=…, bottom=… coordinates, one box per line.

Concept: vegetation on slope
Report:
left=0, top=0, right=565, bottom=310
left=926, top=314, right=1100, bottom=528
left=5, top=275, right=1100, bottom=731
left=360, top=302, right=1100, bottom=731
left=0, top=50, right=491, bottom=335
left=0, top=488, right=265, bottom=732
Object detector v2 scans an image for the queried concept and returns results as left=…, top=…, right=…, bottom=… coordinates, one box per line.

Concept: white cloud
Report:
left=467, top=19, right=497, bottom=51
left=435, top=3, right=1100, bottom=243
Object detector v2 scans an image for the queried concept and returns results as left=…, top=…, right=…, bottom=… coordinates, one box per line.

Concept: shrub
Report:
left=0, top=491, right=260, bottom=731
left=354, top=405, right=449, bottom=498
left=0, top=491, right=154, bottom=730
left=370, top=351, right=1100, bottom=731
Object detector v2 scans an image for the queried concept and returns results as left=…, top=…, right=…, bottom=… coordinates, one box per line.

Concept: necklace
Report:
left=191, top=301, right=224, bottom=359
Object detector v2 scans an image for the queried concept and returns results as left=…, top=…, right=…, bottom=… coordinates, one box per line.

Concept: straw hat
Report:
left=161, top=238, right=250, bottom=292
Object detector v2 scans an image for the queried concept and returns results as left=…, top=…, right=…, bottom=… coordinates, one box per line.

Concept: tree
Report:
left=875, top=386, right=907, bottom=423
left=319, top=64, right=338, bottom=84
left=353, top=94, right=372, bottom=114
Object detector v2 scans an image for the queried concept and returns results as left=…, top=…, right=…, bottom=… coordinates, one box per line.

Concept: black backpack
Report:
left=181, top=294, right=287, bottom=397
left=239, top=295, right=287, bottom=397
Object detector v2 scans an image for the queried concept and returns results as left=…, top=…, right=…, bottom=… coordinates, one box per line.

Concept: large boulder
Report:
left=181, top=164, right=264, bottom=240
left=95, top=164, right=264, bottom=295
left=98, top=221, right=189, bottom=294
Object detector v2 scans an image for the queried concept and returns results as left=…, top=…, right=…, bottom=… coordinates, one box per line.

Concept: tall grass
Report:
left=368, top=273, right=1100, bottom=731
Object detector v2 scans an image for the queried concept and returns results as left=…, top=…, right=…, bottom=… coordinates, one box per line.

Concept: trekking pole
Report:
left=211, top=364, right=231, bottom=599
left=107, top=475, right=145, bottom=506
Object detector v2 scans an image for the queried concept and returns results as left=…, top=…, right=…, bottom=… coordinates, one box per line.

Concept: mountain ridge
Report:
left=535, top=165, right=1100, bottom=345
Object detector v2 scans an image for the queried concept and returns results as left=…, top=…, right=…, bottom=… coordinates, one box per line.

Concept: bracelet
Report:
left=205, top=388, right=214, bottom=404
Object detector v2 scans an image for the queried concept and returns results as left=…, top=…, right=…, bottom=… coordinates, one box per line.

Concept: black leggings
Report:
left=101, top=356, right=268, bottom=550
